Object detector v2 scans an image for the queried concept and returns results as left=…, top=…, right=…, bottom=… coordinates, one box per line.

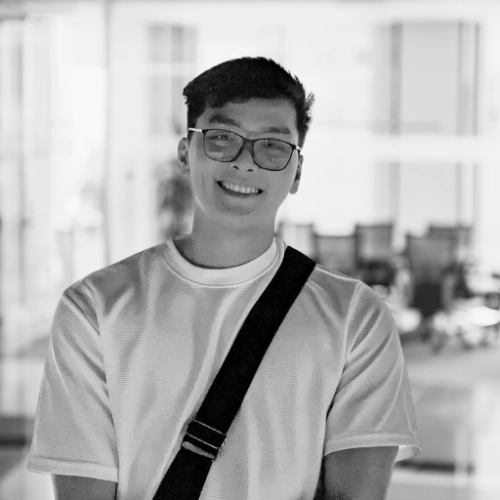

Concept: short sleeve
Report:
left=26, top=281, right=118, bottom=481
left=324, top=282, right=421, bottom=462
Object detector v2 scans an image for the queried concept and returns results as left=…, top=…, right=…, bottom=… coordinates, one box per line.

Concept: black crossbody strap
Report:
left=153, top=246, right=316, bottom=500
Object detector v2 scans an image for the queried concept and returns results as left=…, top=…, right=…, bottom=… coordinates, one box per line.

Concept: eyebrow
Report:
left=207, top=113, right=292, bottom=135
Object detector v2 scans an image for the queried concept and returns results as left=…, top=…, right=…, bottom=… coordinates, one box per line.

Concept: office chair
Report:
left=405, top=233, right=499, bottom=352
left=355, top=223, right=397, bottom=288
left=314, top=233, right=358, bottom=278
left=405, top=233, right=457, bottom=314
left=427, top=224, right=473, bottom=270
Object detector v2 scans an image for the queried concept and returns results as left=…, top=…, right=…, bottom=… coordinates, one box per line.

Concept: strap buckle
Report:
left=181, top=419, right=227, bottom=462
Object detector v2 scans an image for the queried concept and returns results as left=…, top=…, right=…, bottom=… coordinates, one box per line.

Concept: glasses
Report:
left=188, top=128, right=301, bottom=171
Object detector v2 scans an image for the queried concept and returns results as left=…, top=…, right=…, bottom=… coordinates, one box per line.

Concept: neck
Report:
left=173, top=219, right=275, bottom=269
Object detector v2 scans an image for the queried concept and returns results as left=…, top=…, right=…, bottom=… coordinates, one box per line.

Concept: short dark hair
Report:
left=183, top=57, right=315, bottom=148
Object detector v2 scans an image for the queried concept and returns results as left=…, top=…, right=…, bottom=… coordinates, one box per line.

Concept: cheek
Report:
left=191, top=172, right=210, bottom=198
left=282, top=167, right=299, bottom=190
left=189, top=159, right=217, bottom=197
left=268, top=173, right=296, bottom=204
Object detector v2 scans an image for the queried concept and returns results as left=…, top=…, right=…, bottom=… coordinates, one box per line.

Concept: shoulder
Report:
left=304, top=262, right=397, bottom=348
left=309, top=260, right=394, bottom=318
left=305, top=261, right=379, bottom=314
left=280, top=241, right=392, bottom=324
left=63, top=243, right=166, bottom=309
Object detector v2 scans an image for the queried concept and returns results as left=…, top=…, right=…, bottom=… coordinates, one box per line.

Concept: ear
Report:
left=289, top=154, right=303, bottom=195
left=178, top=137, right=190, bottom=176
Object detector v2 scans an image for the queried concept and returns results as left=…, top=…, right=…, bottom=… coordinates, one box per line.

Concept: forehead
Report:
left=196, top=98, right=299, bottom=139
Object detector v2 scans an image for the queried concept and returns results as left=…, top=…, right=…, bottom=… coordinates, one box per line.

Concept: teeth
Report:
left=221, top=182, right=259, bottom=195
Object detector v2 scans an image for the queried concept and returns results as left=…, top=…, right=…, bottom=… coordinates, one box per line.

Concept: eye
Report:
left=260, top=139, right=289, bottom=153
left=205, top=131, right=239, bottom=146
left=213, top=133, right=232, bottom=141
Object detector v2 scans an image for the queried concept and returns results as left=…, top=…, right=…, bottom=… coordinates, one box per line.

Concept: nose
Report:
left=232, top=141, right=256, bottom=172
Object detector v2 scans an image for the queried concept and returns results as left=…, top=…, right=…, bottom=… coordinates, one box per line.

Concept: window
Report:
left=148, top=24, right=196, bottom=136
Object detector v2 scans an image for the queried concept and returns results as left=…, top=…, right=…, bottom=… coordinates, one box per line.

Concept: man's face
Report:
left=178, top=98, right=303, bottom=232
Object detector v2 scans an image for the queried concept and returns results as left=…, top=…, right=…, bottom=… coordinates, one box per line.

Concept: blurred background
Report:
left=0, top=0, right=499, bottom=498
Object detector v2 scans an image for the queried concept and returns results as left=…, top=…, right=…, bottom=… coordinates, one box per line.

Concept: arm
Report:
left=319, top=446, right=398, bottom=500
left=52, top=475, right=117, bottom=500
left=27, top=285, right=119, bottom=488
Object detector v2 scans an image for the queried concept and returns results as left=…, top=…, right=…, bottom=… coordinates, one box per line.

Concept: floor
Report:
left=1, top=332, right=500, bottom=500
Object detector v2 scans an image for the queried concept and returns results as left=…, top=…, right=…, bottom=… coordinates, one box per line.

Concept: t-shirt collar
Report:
left=163, top=238, right=281, bottom=286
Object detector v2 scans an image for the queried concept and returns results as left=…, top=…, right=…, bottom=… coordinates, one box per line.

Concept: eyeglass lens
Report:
left=204, top=130, right=293, bottom=170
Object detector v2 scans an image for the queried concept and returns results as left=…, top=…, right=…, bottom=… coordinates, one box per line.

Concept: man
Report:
left=27, top=57, right=420, bottom=500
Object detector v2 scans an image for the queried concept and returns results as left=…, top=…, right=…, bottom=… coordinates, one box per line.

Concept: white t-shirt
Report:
left=27, top=238, right=420, bottom=500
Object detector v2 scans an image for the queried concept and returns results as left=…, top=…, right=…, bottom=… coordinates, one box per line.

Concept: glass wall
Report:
left=0, top=2, right=107, bottom=356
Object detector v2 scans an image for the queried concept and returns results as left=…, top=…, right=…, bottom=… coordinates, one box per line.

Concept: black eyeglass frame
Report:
left=188, top=127, right=301, bottom=171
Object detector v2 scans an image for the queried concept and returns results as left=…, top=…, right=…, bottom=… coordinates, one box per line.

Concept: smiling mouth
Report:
left=217, top=181, right=263, bottom=196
